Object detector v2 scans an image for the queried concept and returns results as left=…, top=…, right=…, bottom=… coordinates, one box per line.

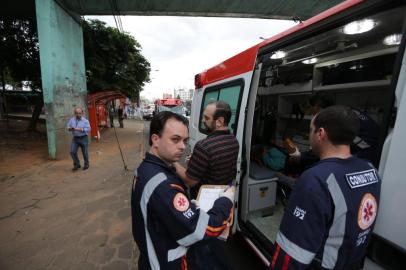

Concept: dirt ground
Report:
left=0, top=119, right=145, bottom=270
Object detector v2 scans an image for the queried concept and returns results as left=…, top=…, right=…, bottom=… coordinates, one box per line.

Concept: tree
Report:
left=1, top=18, right=150, bottom=129
left=0, top=18, right=42, bottom=129
left=83, top=19, right=151, bottom=101
left=0, top=18, right=41, bottom=90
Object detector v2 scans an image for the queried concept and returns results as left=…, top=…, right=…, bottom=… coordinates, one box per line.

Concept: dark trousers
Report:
left=109, top=115, right=114, bottom=127
left=187, top=238, right=233, bottom=270
left=70, top=136, right=89, bottom=168
left=118, top=118, right=124, bottom=128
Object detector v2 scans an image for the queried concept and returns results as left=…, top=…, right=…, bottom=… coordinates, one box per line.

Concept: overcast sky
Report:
left=86, top=15, right=296, bottom=101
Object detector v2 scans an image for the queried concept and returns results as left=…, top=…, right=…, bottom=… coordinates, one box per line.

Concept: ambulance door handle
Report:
left=259, top=187, right=268, bottom=192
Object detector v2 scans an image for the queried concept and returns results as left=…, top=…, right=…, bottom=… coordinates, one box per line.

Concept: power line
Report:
left=108, top=0, right=123, bottom=32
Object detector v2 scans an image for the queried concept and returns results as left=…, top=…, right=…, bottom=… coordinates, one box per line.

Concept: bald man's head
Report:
left=74, top=107, right=83, bottom=119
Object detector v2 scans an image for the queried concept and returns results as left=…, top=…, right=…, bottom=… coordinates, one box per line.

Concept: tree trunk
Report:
left=27, top=97, right=43, bottom=131
left=0, top=64, right=6, bottom=119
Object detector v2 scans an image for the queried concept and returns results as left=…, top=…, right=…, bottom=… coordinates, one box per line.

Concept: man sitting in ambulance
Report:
left=289, top=91, right=380, bottom=169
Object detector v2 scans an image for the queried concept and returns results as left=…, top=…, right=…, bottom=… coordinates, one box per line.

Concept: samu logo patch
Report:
left=173, top=193, right=189, bottom=212
left=345, top=169, right=378, bottom=189
left=358, top=193, right=378, bottom=230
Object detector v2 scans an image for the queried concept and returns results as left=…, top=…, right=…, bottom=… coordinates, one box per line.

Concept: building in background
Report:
left=174, top=88, right=193, bottom=101
left=163, top=93, right=173, bottom=99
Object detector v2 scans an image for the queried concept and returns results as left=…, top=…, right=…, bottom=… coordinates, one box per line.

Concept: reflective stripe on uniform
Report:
left=140, top=172, right=167, bottom=270
left=276, top=231, right=316, bottom=264
left=322, top=173, right=348, bottom=269
left=353, top=136, right=370, bottom=149
left=168, top=245, right=188, bottom=262
left=177, top=210, right=210, bottom=246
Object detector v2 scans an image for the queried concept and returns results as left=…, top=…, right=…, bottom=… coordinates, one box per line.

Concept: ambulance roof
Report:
left=196, top=0, right=364, bottom=87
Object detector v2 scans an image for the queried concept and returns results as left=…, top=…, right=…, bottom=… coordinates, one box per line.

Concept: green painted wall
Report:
left=35, top=0, right=87, bottom=159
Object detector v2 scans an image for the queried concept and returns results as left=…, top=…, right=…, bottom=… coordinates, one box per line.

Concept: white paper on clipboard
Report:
left=197, top=185, right=228, bottom=212
left=197, top=185, right=233, bottom=241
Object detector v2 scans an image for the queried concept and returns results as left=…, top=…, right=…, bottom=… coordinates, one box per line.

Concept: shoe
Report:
left=83, top=165, right=89, bottom=170
left=72, top=166, right=80, bottom=171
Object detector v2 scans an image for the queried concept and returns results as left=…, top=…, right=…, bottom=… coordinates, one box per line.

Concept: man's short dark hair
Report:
left=309, top=91, right=335, bottom=108
left=210, top=100, right=232, bottom=125
left=149, top=111, right=188, bottom=146
left=313, top=105, right=360, bottom=145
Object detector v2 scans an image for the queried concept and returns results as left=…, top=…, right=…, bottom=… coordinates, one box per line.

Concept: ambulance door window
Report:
left=199, top=79, right=244, bottom=135
left=202, top=91, right=219, bottom=110
left=218, top=85, right=241, bottom=131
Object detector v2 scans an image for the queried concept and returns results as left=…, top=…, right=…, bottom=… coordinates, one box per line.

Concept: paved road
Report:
left=0, top=120, right=144, bottom=270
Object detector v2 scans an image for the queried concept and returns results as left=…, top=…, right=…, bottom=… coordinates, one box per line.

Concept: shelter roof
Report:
left=2, top=0, right=342, bottom=20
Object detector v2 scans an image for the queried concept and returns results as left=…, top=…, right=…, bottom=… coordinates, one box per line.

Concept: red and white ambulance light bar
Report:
left=155, top=98, right=183, bottom=106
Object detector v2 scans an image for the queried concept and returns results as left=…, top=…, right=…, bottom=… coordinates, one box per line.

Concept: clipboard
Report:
left=197, top=185, right=233, bottom=241
left=197, top=185, right=228, bottom=212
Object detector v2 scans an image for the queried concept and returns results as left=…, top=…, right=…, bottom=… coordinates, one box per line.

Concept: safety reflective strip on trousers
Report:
left=276, top=231, right=316, bottom=264
left=322, top=173, right=348, bottom=269
left=140, top=172, right=167, bottom=270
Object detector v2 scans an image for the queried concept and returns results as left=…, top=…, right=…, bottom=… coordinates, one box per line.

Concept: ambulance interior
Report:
left=239, top=5, right=405, bottom=251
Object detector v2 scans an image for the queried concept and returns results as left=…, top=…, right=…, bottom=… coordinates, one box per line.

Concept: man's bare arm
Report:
left=173, top=162, right=200, bottom=187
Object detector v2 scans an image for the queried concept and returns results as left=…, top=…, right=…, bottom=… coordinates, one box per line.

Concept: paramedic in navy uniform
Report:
left=131, top=111, right=235, bottom=270
left=67, top=107, right=91, bottom=171
left=271, top=105, right=381, bottom=270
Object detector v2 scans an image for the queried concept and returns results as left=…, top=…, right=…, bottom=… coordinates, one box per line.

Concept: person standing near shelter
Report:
left=118, top=104, right=124, bottom=128
left=109, top=105, right=115, bottom=128
left=131, top=111, right=234, bottom=270
left=270, top=106, right=381, bottom=270
left=67, top=107, right=91, bottom=171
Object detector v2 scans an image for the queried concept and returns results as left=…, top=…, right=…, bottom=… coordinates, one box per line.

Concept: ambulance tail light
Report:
left=195, top=74, right=203, bottom=89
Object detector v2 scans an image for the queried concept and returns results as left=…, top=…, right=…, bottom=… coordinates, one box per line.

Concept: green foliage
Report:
left=83, top=19, right=151, bottom=99
left=0, top=18, right=41, bottom=90
left=0, top=18, right=150, bottom=101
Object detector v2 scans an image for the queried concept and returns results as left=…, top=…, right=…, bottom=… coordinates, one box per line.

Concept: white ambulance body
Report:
left=189, top=0, right=406, bottom=268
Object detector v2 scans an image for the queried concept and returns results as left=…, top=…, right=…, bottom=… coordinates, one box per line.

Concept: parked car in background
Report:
left=142, top=104, right=155, bottom=120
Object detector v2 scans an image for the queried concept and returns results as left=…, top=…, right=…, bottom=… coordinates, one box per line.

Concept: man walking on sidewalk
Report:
left=67, top=107, right=91, bottom=171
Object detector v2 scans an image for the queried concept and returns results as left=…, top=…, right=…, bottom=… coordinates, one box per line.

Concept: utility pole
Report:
left=0, top=64, right=6, bottom=119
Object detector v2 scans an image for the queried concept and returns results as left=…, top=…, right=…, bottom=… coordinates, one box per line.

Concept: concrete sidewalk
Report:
left=0, top=120, right=144, bottom=270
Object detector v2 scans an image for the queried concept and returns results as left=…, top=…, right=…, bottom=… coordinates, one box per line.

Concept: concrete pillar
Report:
left=35, top=0, right=87, bottom=159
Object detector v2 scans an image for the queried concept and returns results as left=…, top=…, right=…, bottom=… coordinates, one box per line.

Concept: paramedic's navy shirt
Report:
left=131, top=152, right=233, bottom=270
left=271, top=156, right=381, bottom=270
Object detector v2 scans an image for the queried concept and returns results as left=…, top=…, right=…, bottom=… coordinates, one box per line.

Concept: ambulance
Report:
left=189, top=0, right=406, bottom=268
left=154, top=98, right=184, bottom=115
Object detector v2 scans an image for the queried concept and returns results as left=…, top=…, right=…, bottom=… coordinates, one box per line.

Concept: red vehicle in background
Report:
left=154, top=98, right=184, bottom=116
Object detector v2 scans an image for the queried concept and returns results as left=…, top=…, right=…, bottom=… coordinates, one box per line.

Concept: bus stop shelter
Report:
left=87, top=90, right=126, bottom=140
